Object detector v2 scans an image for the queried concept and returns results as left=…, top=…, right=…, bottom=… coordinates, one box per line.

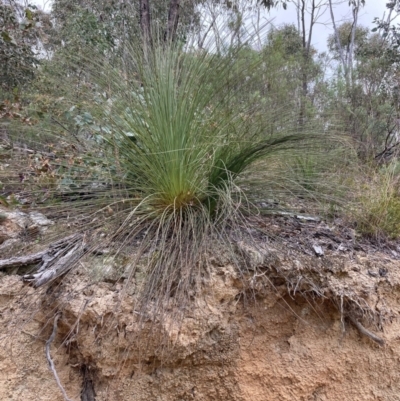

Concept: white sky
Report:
left=30, top=0, right=52, bottom=12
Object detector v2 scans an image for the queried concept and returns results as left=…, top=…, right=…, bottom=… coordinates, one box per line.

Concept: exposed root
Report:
left=347, top=315, right=385, bottom=346
left=81, top=365, right=96, bottom=401
left=45, top=313, right=75, bottom=401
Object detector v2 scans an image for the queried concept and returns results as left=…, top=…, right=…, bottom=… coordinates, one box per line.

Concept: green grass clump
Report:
left=355, top=164, right=400, bottom=240
left=85, top=44, right=314, bottom=308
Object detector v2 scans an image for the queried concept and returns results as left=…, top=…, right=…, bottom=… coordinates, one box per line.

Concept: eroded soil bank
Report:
left=0, top=242, right=399, bottom=401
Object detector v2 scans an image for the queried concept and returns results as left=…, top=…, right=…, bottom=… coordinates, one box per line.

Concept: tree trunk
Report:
left=328, top=0, right=349, bottom=86
left=348, top=0, right=360, bottom=84
left=298, top=0, right=315, bottom=127
left=298, top=0, right=306, bottom=127
left=165, top=0, right=180, bottom=42
left=140, top=0, right=152, bottom=48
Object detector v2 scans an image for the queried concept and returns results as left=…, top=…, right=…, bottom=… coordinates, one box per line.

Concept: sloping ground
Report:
left=0, top=239, right=399, bottom=401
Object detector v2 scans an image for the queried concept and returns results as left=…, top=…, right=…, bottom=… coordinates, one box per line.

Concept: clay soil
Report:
left=0, top=212, right=400, bottom=401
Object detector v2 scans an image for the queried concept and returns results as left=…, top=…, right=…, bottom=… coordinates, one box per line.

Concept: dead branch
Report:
left=45, top=313, right=75, bottom=401
left=0, top=234, right=84, bottom=286
left=23, top=234, right=85, bottom=287
left=0, top=250, right=47, bottom=270
left=348, top=315, right=385, bottom=346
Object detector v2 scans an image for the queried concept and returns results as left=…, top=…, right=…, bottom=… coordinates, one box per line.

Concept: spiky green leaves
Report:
left=88, top=44, right=313, bottom=221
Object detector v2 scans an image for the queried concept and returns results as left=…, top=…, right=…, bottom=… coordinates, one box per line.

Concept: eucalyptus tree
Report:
left=256, top=0, right=328, bottom=126
left=327, top=22, right=369, bottom=65
left=327, top=0, right=365, bottom=87
left=326, top=23, right=400, bottom=160
left=356, top=32, right=400, bottom=161
left=372, top=0, right=400, bottom=72
left=0, top=0, right=48, bottom=96
left=261, top=24, right=322, bottom=119
left=51, top=0, right=202, bottom=55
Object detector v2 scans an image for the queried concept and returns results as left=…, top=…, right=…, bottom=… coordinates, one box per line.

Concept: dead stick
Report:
left=0, top=233, right=82, bottom=271
left=348, top=315, right=385, bottom=346
left=0, top=250, right=47, bottom=270
left=45, top=313, right=75, bottom=401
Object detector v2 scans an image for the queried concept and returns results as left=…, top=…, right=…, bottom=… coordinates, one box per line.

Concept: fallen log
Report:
left=0, top=234, right=85, bottom=287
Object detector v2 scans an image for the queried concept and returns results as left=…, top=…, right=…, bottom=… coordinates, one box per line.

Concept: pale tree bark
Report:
left=328, top=0, right=362, bottom=87
left=328, top=0, right=365, bottom=144
left=328, top=0, right=347, bottom=72
left=348, top=0, right=360, bottom=82
left=298, top=0, right=317, bottom=127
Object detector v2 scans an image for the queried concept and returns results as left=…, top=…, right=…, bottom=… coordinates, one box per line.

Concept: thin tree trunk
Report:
left=328, top=0, right=348, bottom=86
left=296, top=0, right=301, bottom=34
left=300, top=0, right=306, bottom=52
left=165, top=0, right=180, bottom=42
left=298, top=0, right=306, bottom=127
left=208, top=3, right=221, bottom=53
left=140, top=0, right=152, bottom=49
left=198, top=13, right=217, bottom=49
left=348, top=0, right=360, bottom=83
left=306, top=0, right=315, bottom=53
left=299, top=0, right=316, bottom=127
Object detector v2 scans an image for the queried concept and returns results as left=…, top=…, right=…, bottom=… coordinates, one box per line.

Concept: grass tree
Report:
left=3, top=31, right=333, bottom=324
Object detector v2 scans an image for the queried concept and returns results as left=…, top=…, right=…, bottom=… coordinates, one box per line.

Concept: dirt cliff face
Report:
left=0, top=244, right=400, bottom=401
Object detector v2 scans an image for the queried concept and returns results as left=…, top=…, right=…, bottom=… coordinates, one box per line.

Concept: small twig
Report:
left=348, top=315, right=385, bottom=346
left=12, top=146, right=55, bottom=158
left=45, top=313, right=75, bottom=401
left=22, top=330, right=38, bottom=339
left=51, top=117, right=83, bottom=146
